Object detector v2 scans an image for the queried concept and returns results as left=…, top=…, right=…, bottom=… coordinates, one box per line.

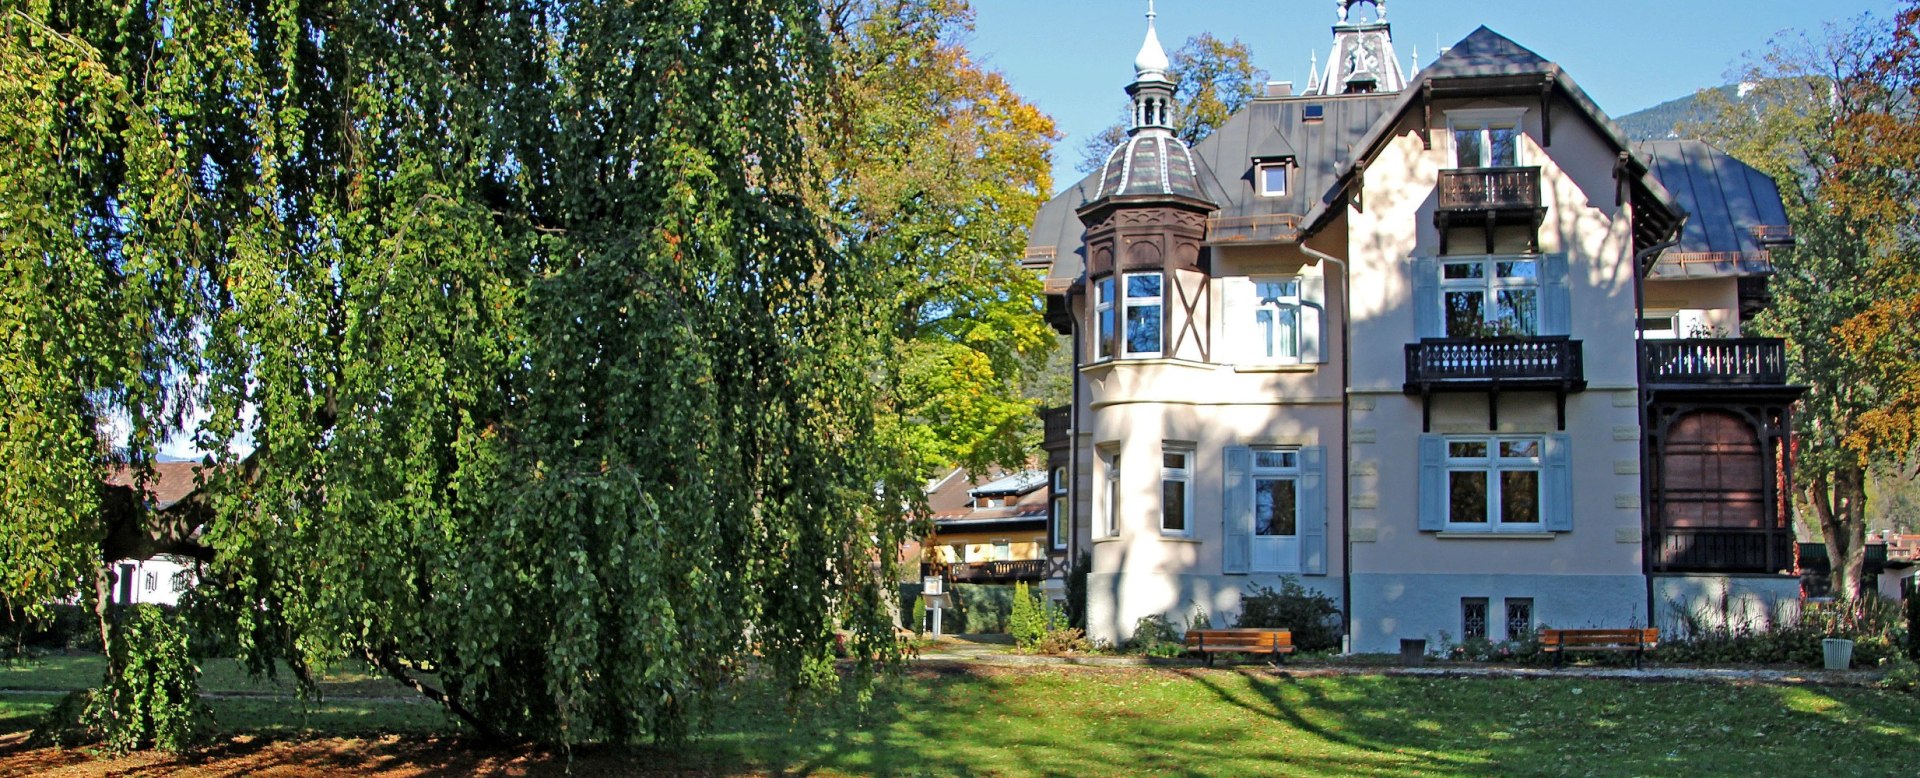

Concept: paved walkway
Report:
left=909, top=635, right=1891, bottom=687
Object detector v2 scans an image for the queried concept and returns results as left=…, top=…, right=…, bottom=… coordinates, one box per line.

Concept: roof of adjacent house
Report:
left=1636, top=139, right=1794, bottom=277
left=923, top=468, right=1050, bottom=529
left=104, top=462, right=205, bottom=510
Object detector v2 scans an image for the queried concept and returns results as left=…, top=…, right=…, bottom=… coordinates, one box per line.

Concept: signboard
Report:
left=922, top=575, right=944, bottom=596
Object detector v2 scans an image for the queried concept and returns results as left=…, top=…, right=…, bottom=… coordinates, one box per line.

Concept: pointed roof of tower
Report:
left=1134, top=1, right=1170, bottom=81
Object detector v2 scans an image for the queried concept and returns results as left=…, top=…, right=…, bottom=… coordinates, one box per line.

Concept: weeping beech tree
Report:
left=3, top=0, right=919, bottom=744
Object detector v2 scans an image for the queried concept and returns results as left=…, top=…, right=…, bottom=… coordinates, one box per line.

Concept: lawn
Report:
left=4, top=658, right=1918, bottom=776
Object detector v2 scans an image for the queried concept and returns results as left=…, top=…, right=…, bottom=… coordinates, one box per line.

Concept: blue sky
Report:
left=963, top=0, right=1903, bottom=190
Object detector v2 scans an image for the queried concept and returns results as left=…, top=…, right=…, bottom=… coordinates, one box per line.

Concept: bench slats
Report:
left=1182, top=629, right=1294, bottom=666
left=1539, top=628, right=1658, bottom=667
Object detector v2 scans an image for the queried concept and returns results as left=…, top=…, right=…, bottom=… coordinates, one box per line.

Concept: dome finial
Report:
left=1133, top=1, right=1170, bottom=81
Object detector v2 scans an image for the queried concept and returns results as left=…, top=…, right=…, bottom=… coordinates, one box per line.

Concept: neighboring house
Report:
left=916, top=468, right=1059, bottom=586
left=102, top=462, right=204, bottom=606
left=1028, top=1, right=1803, bottom=650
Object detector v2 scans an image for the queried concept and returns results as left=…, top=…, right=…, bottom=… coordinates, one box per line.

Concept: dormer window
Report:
left=1257, top=162, right=1290, bottom=197
left=1302, top=104, right=1325, bottom=123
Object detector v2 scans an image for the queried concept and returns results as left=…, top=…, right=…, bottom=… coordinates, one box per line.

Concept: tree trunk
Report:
left=1808, top=464, right=1870, bottom=600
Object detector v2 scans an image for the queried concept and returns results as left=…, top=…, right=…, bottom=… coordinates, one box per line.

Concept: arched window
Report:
left=1661, top=411, right=1766, bottom=529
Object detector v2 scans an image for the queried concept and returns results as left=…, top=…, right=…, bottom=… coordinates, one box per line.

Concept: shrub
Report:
left=30, top=605, right=213, bottom=754
left=1126, top=614, right=1184, bottom=657
left=1881, top=654, right=1920, bottom=694
left=1067, top=552, right=1090, bottom=630
left=909, top=594, right=927, bottom=635
left=1656, top=594, right=1909, bottom=668
left=1032, top=627, right=1092, bottom=654
left=2, top=604, right=102, bottom=655
left=950, top=584, right=1015, bottom=633
left=1235, top=578, right=1341, bottom=652
left=1009, top=583, right=1045, bottom=647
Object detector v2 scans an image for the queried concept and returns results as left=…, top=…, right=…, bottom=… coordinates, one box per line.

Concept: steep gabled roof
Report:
left=1300, top=26, right=1687, bottom=256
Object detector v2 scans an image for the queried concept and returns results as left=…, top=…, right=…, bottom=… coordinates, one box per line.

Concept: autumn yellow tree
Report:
left=1695, top=4, right=1920, bottom=598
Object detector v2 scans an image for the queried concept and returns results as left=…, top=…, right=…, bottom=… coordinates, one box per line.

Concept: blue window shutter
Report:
left=1413, top=257, right=1441, bottom=339
left=1419, top=434, right=1447, bottom=531
left=1300, top=446, right=1328, bottom=575
left=1544, top=433, right=1574, bottom=532
left=1223, top=446, right=1253, bottom=574
left=1300, top=274, right=1326, bottom=364
left=1541, top=253, right=1572, bottom=336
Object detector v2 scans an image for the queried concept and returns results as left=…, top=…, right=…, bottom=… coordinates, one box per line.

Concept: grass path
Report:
left=3, top=658, right=1917, bottom=776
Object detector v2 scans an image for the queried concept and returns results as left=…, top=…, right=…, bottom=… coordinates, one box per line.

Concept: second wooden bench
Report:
left=1183, top=628, right=1294, bottom=666
left=1540, top=628, right=1658, bottom=668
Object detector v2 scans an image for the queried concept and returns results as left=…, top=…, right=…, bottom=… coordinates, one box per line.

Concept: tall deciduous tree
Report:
left=820, top=0, right=1059, bottom=477
left=3, top=0, right=917, bottom=746
left=1078, top=33, right=1267, bottom=174
left=1693, top=7, right=1920, bottom=599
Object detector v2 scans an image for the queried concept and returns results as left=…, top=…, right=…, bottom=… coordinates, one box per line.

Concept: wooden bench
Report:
left=1183, top=628, right=1294, bottom=666
left=1540, top=628, right=1658, bottom=668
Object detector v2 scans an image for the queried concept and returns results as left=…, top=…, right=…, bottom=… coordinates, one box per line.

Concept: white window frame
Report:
left=1122, top=271, right=1164, bottom=358
left=1440, top=255, right=1541, bottom=338
left=1247, top=277, right=1304, bottom=362
left=1251, top=447, right=1302, bottom=573
left=1095, top=276, right=1116, bottom=361
left=1447, top=108, right=1526, bottom=169
left=1256, top=161, right=1290, bottom=197
left=1160, top=446, right=1193, bottom=536
left=1050, top=466, right=1069, bottom=550
left=1102, top=450, right=1122, bottom=538
left=1443, top=435, right=1546, bottom=532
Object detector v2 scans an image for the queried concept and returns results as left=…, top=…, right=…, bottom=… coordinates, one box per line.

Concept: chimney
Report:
left=1264, top=80, right=1294, bottom=98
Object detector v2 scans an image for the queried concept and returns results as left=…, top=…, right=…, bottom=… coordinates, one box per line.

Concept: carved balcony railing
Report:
left=923, top=560, right=1050, bottom=583
left=1040, top=405, right=1071, bottom=451
left=1405, top=337, right=1584, bottom=387
left=1642, top=338, right=1787, bottom=386
left=1438, top=166, right=1542, bottom=212
left=1654, top=529, right=1795, bottom=574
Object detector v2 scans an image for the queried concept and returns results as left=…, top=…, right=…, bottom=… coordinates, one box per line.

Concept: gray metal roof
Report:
left=1032, top=93, right=1396, bottom=290
left=969, top=470, right=1048, bottom=498
left=1637, top=140, right=1793, bottom=277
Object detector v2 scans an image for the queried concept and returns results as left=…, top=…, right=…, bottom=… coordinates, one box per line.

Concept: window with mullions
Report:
left=1051, top=466, right=1069, bottom=550
left=1095, top=277, right=1116, bottom=360
left=1252, top=279, right=1302, bottom=361
left=1446, top=437, right=1544, bottom=529
left=1161, top=448, right=1192, bottom=535
left=1252, top=449, right=1300, bottom=573
left=1442, top=257, right=1538, bottom=337
left=1453, top=121, right=1521, bottom=168
left=1124, top=272, right=1163, bottom=356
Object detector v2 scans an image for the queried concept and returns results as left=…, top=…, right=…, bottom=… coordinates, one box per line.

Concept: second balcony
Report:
left=1435, top=167, right=1546, bottom=254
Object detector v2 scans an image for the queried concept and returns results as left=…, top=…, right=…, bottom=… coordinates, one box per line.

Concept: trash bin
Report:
left=1822, top=638, right=1854, bottom=671
left=1400, top=638, right=1427, bottom=666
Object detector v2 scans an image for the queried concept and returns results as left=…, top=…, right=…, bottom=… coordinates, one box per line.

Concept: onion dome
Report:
left=1092, top=2, right=1207, bottom=202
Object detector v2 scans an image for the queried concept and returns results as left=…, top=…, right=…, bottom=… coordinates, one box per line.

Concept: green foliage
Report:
left=1009, top=583, right=1044, bottom=647
left=29, top=606, right=212, bottom=754
left=1907, top=591, right=1920, bottom=661
left=821, top=0, right=1059, bottom=477
left=1185, top=606, right=1213, bottom=632
left=952, top=584, right=1014, bottom=634
left=910, top=593, right=928, bottom=635
left=1078, top=33, right=1268, bottom=173
left=1, top=604, right=101, bottom=656
left=1656, top=596, right=1909, bottom=668
left=1881, top=654, right=1920, bottom=693
left=1689, top=10, right=1920, bottom=599
left=1126, top=614, right=1185, bottom=657
left=1067, top=552, right=1090, bottom=630
left=1234, top=579, right=1342, bottom=652
left=3, top=0, right=928, bottom=747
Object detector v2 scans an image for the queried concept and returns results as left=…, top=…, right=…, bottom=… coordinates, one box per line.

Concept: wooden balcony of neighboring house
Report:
left=922, top=559, right=1050, bottom=584
left=1433, top=166, right=1546, bottom=254
left=1040, top=404, right=1071, bottom=452
left=1641, top=338, right=1788, bottom=387
left=1403, top=336, right=1585, bottom=431
left=1651, top=528, right=1796, bottom=575
left=1206, top=213, right=1301, bottom=244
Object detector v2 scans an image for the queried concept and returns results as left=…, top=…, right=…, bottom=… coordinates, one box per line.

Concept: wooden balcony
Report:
left=1642, top=339, right=1787, bottom=386
left=1438, top=167, right=1542, bottom=211
left=1040, top=405, right=1071, bottom=451
left=924, top=560, right=1050, bottom=584
left=1404, top=337, right=1585, bottom=430
left=1207, top=213, right=1302, bottom=244
left=1653, top=529, right=1794, bottom=574
left=1434, top=167, right=1545, bottom=254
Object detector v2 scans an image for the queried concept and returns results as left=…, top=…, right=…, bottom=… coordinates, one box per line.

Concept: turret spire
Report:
left=1133, top=1, right=1170, bottom=82
left=1126, top=1, right=1175, bottom=136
